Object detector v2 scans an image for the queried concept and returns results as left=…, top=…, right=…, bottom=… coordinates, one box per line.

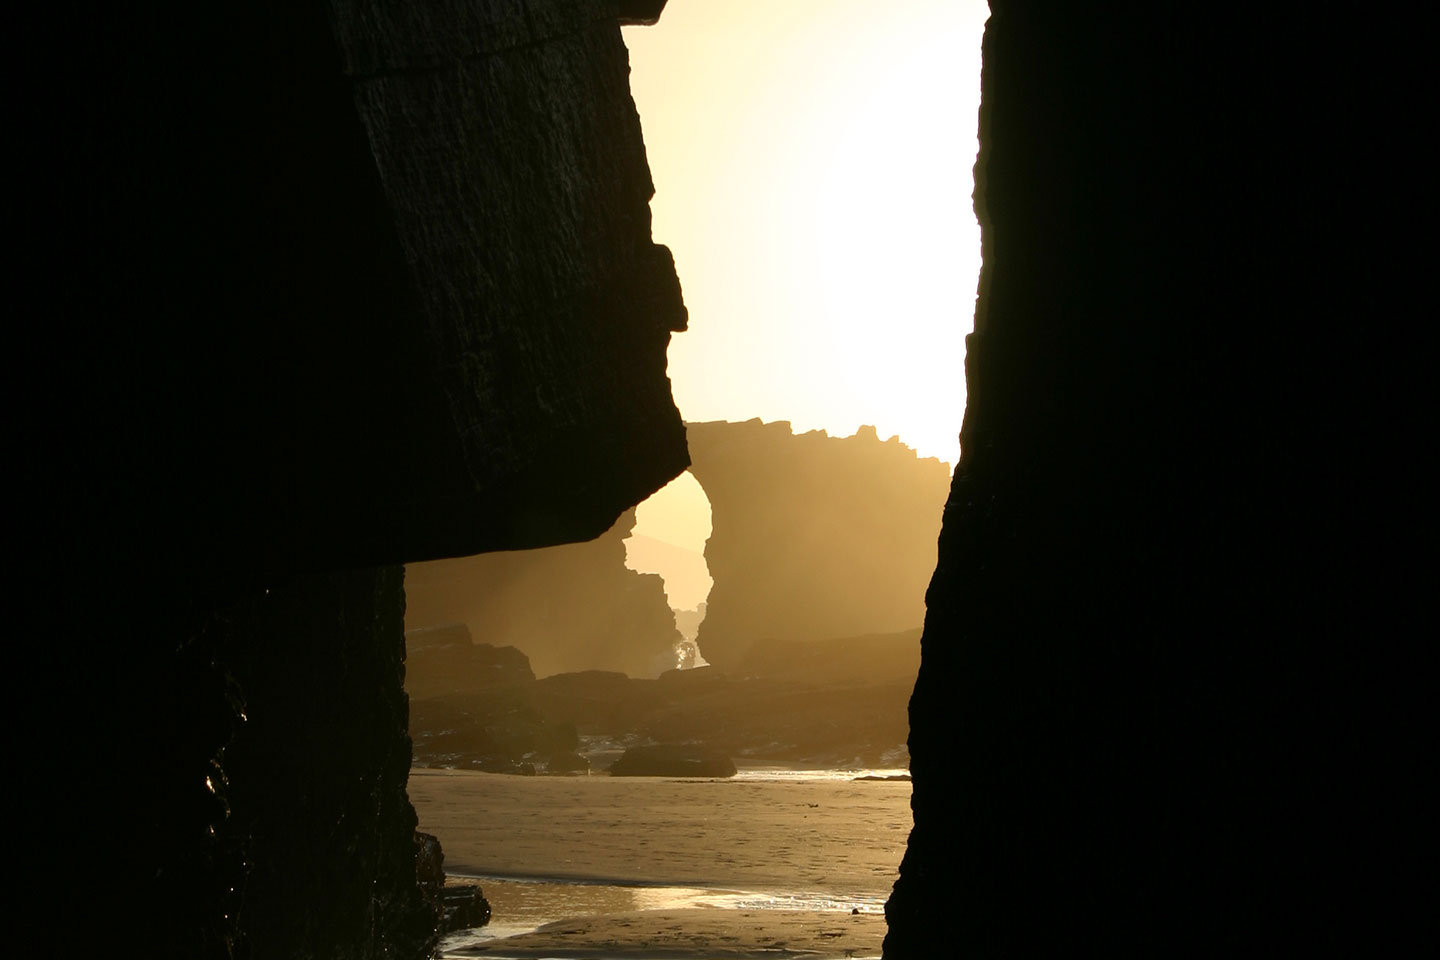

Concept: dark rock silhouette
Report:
left=530, top=669, right=654, bottom=730
left=405, top=624, right=537, bottom=700
left=546, top=751, right=592, bottom=775
left=19, top=1, right=1422, bottom=956
left=441, top=885, right=493, bottom=933
left=405, top=509, right=685, bottom=678
left=619, top=0, right=671, bottom=27
left=20, top=2, right=683, bottom=956
left=646, top=633, right=917, bottom=765
left=415, top=831, right=445, bottom=889
left=686, top=420, right=950, bottom=669
left=409, top=632, right=918, bottom=771
left=209, top=568, right=439, bottom=957
left=411, top=677, right=585, bottom=773
left=609, top=744, right=738, bottom=778
left=417, top=831, right=491, bottom=933
left=885, top=5, right=1424, bottom=956
left=735, top=630, right=920, bottom=689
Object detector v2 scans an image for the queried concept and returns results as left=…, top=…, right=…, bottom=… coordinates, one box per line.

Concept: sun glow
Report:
left=623, top=0, right=987, bottom=471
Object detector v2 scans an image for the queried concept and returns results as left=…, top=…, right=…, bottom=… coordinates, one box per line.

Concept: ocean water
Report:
left=412, top=766, right=910, bottom=958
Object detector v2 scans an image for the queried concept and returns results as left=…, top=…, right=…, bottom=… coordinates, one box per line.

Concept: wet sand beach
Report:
left=446, top=908, right=885, bottom=958
left=409, top=767, right=910, bottom=959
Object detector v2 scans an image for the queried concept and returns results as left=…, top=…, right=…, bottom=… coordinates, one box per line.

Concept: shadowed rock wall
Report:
left=886, top=4, right=1423, bottom=955
left=405, top=509, right=684, bottom=678
left=20, top=1, right=683, bottom=956
left=28, top=0, right=686, bottom=592
left=686, top=420, right=950, bottom=670
left=331, top=0, right=689, bottom=561
left=211, top=568, right=437, bottom=959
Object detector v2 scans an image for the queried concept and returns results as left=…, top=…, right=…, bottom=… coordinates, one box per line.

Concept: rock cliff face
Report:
left=21, top=1, right=683, bottom=956
left=405, top=509, right=685, bottom=678
left=685, top=420, right=950, bottom=669
left=330, top=0, right=688, bottom=561
left=885, top=4, right=1422, bottom=955
left=211, top=568, right=437, bottom=958
left=22, top=1, right=1421, bottom=955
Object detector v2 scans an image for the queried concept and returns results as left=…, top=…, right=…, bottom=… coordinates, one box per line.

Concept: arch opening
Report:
left=411, top=4, right=987, bottom=957
left=624, top=469, right=713, bottom=668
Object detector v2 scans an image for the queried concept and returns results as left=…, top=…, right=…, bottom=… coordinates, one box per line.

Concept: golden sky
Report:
left=621, top=1, right=987, bottom=571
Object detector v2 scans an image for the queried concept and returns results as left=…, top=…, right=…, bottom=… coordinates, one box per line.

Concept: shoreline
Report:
left=415, top=766, right=906, bottom=960
left=448, top=869, right=731, bottom=889
left=410, top=767, right=911, bottom=894
left=447, top=872, right=887, bottom=913
left=442, top=908, right=885, bottom=960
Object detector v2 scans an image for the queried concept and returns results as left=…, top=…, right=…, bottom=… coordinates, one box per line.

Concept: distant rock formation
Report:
left=405, top=510, right=685, bottom=678
left=686, top=420, right=950, bottom=669
left=404, top=624, right=536, bottom=700
left=734, top=628, right=921, bottom=690
left=624, top=533, right=712, bottom=611
left=407, top=631, right=916, bottom=771
left=546, top=751, right=592, bottom=775
left=673, top=602, right=707, bottom=642
left=608, top=744, right=737, bottom=778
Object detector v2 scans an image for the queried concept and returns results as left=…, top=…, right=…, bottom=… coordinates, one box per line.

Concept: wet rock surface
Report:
left=441, top=883, right=493, bottom=933
left=417, top=830, right=492, bottom=933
